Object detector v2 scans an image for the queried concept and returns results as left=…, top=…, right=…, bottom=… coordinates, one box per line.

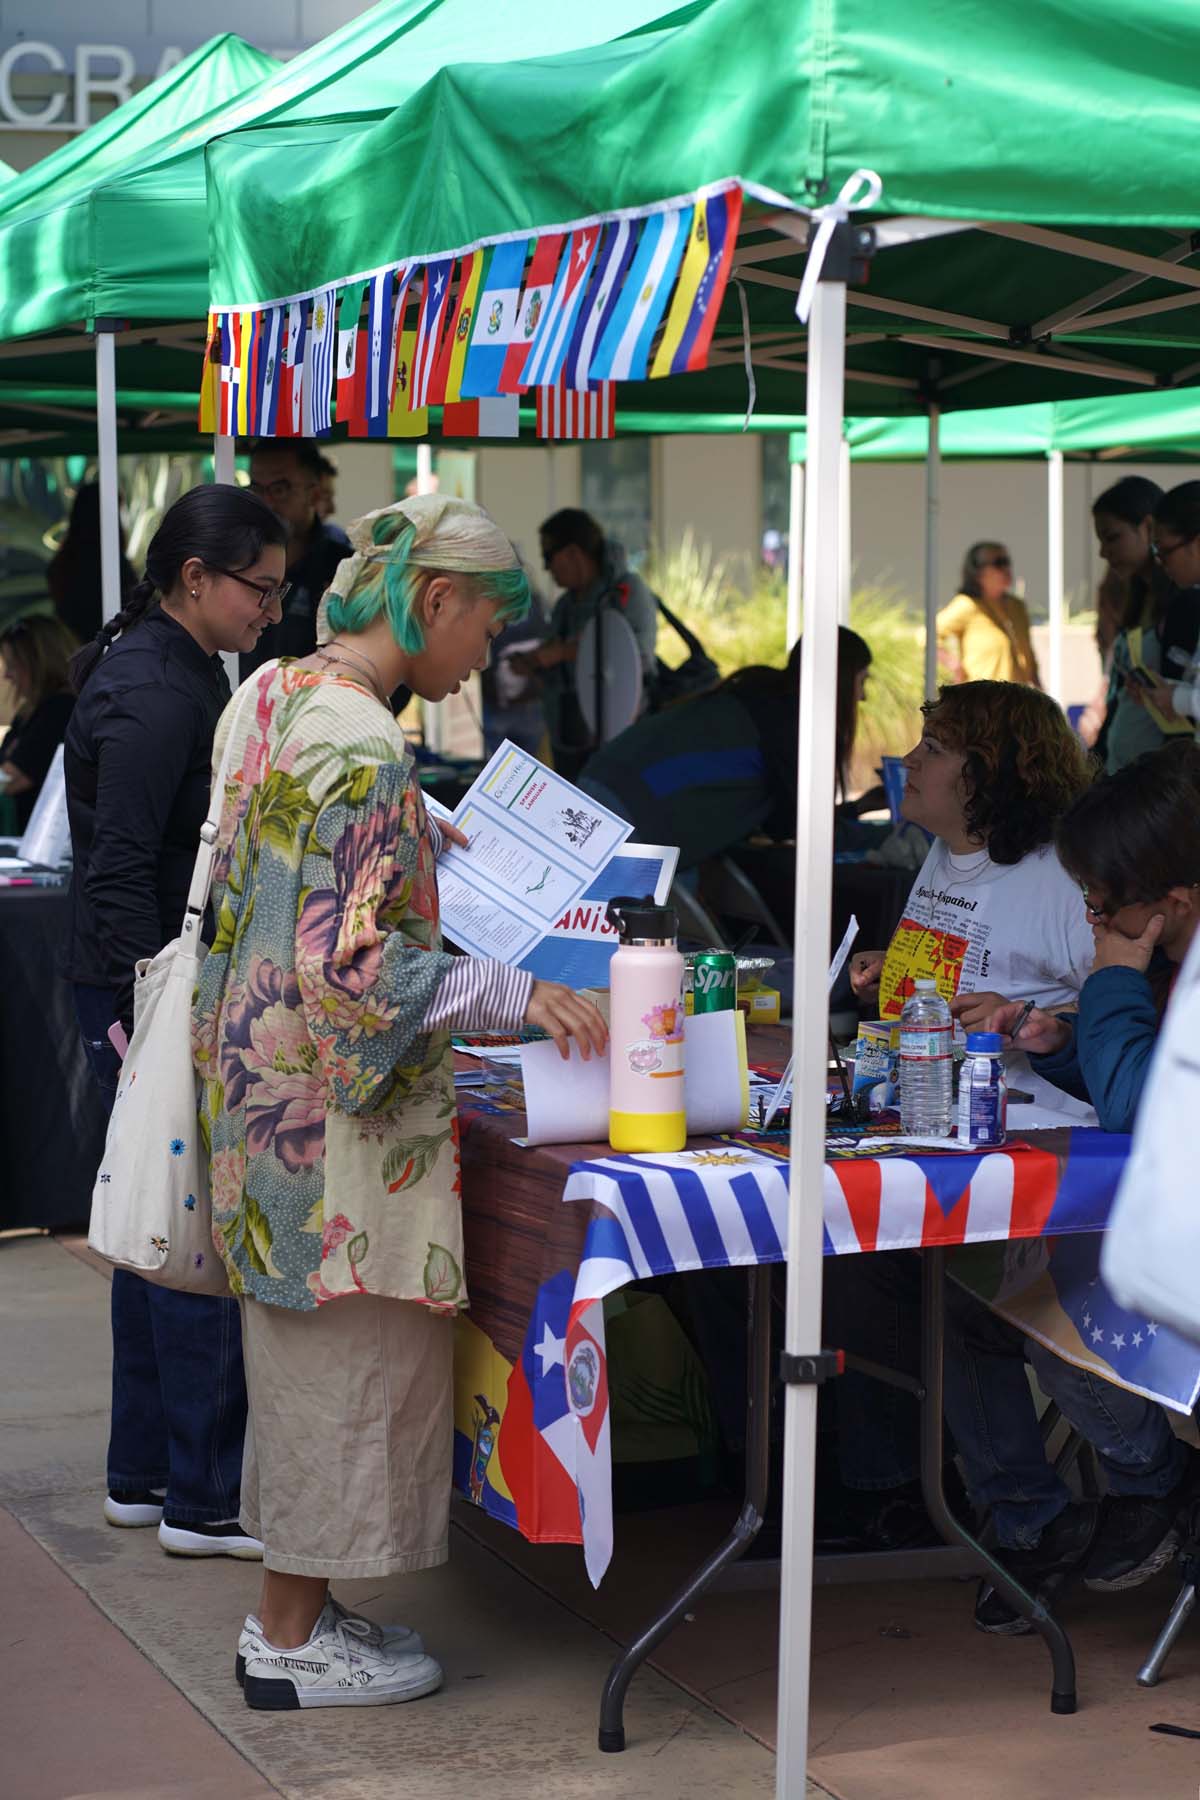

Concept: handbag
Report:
left=1100, top=926, right=1200, bottom=1346
left=87, top=676, right=263, bottom=1297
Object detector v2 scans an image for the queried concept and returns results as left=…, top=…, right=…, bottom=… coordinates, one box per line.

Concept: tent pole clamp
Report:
left=779, top=1349, right=844, bottom=1386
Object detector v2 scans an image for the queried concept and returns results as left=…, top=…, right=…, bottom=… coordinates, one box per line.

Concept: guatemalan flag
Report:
left=521, top=226, right=601, bottom=390
left=461, top=239, right=528, bottom=398
left=590, top=206, right=693, bottom=382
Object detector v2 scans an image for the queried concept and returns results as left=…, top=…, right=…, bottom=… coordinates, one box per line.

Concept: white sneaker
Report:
left=158, top=1517, right=263, bottom=1559
left=235, top=1599, right=423, bottom=1685
left=242, top=1602, right=443, bottom=1710
left=104, top=1489, right=166, bottom=1528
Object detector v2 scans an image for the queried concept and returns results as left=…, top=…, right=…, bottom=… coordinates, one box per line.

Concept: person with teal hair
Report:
left=194, top=494, right=606, bottom=1713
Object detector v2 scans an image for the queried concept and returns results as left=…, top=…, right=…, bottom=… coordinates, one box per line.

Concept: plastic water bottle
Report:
left=957, top=1031, right=1008, bottom=1146
left=899, top=978, right=953, bottom=1136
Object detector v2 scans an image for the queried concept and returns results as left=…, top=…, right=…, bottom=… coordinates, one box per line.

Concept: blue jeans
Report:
left=825, top=1251, right=1188, bottom=1550
left=75, top=984, right=248, bottom=1522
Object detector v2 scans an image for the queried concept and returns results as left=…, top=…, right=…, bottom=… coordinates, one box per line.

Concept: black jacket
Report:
left=63, top=606, right=231, bottom=1032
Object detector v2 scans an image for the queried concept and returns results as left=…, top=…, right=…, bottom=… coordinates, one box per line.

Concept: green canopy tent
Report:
left=202, top=0, right=1200, bottom=1776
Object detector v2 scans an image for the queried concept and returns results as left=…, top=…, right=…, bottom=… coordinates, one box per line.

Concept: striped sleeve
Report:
left=426, top=814, right=445, bottom=861
left=423, top=956, right=534, bottom=1035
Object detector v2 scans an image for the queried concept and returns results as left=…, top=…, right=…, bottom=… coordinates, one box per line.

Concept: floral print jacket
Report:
left=193, top=664, right=465, bottom=1313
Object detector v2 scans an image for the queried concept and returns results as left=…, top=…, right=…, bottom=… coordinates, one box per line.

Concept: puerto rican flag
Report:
left=411, top=258, right=455, bottom=408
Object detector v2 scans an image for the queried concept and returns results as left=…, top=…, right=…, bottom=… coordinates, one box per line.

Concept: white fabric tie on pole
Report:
left=96, top=329, right=122, bottom=625
left=1047, top=449, right=1065, bottom=704
left=924, top=404, right=942, bottom=700
left=786, top=459, right=804, bottom=647
left=776, top=272, right=847, bottom=1800
left=794, top=169, right=883, bottom=325
left=416, top=445, right=447, bottom=752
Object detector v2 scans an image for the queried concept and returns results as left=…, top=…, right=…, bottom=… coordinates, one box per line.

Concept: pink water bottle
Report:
left=605, top=896, right=686, bottom=1153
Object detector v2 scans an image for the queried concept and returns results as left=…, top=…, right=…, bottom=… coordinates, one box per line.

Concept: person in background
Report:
left=1123, top=482, right=1200, bottom=740
left=1090, top=475, right=1175, bottom=771
left=523, top=509, right=658, bottom=780
left=64, top=483, right=289, bottom=1564
left=239, top=439, right=351, bottom=677
left=580, top=629, right=873, bottom=871
left=47, top=482, right=136, bottom=645
left=193, top=496, right=606, bottom=1710
left=314, top=452, right=338, bottom=523
left=937, top=541, right=1040, bottom=687
left=946, top=743, right=1200, bottom=1627
left=1076, top=566, right=1127, bottom=750
left=0, top=613, right=77, bottom=830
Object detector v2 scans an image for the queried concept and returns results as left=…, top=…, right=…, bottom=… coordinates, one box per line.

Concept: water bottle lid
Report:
left=605, top=894, right=679, bottom=943
left=965, top=1032, right=1004, bottom=1052
left=914, top=977, right=938, bottom=992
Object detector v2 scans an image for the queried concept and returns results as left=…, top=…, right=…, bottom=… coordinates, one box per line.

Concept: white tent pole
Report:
left=212, top=434, right=235, bottom=484
left=1047, top=449, right=1065, bottom=704
left=775, top=271, right=846, bottom=1800
left=924, top=403, right=941, bottom=699
left=95, top=326, right=121, bottom=624
left=416, top=443, right=435, bottom=493
left=212, top=434, right=239, bottom=689
left=837, top=435, right=852, bottom=624
left=786, top=456, right=804, bottom=646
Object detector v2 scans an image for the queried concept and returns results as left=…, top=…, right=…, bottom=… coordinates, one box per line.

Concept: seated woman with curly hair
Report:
left=849, top=680, right=1095, bottom=1024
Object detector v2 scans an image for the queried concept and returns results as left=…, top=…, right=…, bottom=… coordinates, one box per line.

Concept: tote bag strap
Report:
left=179, top=665, right=278, bottom=947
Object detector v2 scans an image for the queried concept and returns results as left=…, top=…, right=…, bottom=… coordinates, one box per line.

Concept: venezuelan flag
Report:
left=650, top=186, right=743, bottom=379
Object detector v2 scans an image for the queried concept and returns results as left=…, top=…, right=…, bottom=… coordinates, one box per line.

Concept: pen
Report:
left=1009, top=999, right=1035, bottom=1044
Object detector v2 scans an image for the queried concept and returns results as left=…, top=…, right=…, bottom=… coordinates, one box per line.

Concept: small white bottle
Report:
left=899, top=978, right=953, bottom=1137
left=957, top=1031, right=1008, bottom=1146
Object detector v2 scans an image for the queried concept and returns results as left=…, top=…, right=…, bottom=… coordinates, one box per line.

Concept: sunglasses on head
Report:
left=977, top=554, right=1012, bottom=570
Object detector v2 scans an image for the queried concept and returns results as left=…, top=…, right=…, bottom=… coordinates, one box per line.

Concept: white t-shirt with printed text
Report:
left=879, top=839, right=1094, bottom=1023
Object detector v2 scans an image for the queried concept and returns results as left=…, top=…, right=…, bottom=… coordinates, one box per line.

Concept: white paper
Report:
left=519, top=1038, right=611, bottom=1146
left=684, top=1009, right=750, bottom=1135
left=828, top=913, right=860, bottom=993
left=436, top=740, right=632, bottom=962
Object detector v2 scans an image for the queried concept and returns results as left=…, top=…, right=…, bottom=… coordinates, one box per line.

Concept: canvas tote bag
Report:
left=1101, top=925, right=1200, bottom=1346
left=87, top=675, right=265, bottom=1296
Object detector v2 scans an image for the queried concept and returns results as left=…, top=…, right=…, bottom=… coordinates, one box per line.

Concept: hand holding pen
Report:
left=981, top=995, right=1072, bottom=1058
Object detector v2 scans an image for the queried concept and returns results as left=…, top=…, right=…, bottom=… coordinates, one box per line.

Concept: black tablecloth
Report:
left=0, top=885, right=107, bottom=1230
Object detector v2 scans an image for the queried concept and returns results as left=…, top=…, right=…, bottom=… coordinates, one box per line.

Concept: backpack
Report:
left=646, top=593, right=720, bottom=709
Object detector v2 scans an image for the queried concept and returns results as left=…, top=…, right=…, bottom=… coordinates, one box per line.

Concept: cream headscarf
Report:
left=316, top=495, right=521, bottom=644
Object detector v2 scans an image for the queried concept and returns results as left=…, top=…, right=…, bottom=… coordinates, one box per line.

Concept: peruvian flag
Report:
left=499, top=233, right=565, bottom=393
left=441, top=394, right=520, bottom=438
left=535, top=379, right=615, bottom=440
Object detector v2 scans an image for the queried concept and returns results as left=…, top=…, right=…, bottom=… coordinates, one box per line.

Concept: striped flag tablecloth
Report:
left=553, top=1130, right=1160, bottom=1584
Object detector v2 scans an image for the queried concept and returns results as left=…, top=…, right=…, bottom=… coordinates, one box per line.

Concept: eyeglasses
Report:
left=207, top=566, right=291, bottom=611
left=978, top=555, right=1012, bottom=570
left=248, top=477, right=296, bottom=503
left=1152, top=537, right=1189, bottom=563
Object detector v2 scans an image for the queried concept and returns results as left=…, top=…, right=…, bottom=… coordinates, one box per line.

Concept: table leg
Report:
left=920, top=1246, right=1078, bottom=1715
left=598, top=1264, right=773, bottom=1753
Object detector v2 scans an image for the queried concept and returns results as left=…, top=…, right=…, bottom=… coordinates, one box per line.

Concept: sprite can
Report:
left=690, top=950, right=737, bottom=1013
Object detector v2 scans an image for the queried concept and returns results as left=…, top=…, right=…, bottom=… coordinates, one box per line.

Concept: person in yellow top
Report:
left=937, top=542, right=1041, bottom=687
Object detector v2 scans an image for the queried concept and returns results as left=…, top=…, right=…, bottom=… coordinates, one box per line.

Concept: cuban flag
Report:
left=462, top=239, right=527, bottom=398
left=591, top=206, right=694, bottom=383
left=411, top=258, right=454, bottom=408
left=522, top=226, right=601, bottom=390
left=499, top=233, right=565, bottom=393
left=256, top=305, right=284, bottom=437
left=563, top=219, right=637, bottom=392
left=499, top=1270, right=586, bottom=1545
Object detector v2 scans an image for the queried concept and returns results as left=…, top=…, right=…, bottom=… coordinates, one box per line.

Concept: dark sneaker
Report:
left=159, top=1517, right=263, bottom=1559
left=971, top=1501, right=1098, bottom=1636
left=1083, top=1495, right=1181, bottom=1592
left=974, top=1579, right=1036, bottom=1636
left=103, top=1488, right=165, bottom=1528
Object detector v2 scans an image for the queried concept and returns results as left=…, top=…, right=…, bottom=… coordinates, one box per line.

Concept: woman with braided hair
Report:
left=193, top=494, right=607, bottom=1710
left=65, top=482, right=289, bottom=1562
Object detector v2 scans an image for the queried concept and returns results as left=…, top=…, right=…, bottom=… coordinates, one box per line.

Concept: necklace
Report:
left=314, top=642, right=390, bottom=709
